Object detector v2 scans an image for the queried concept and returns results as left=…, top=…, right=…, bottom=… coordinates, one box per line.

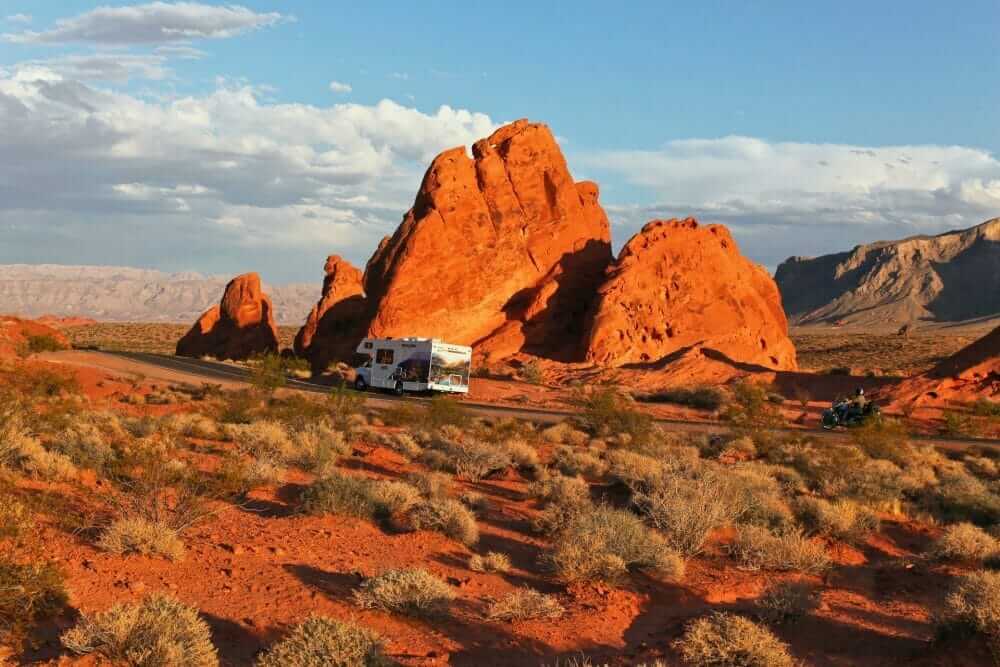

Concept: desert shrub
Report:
left=972, top=399, right=1000, bottom=418
left=755, top=581, right=820, bottom=625
left=424, top=433, right=510, bottom=481
left=354, top=568, right=455, bottom=616
left=941, top=411, right=981, bottom=438
left=794, top=497, right=879, bottom=542
left=368, top=480, right=422, bottom=518
left=718, top=437, right=758, bottom=462
left=0, top=496, right=32, bottom=539
left=572, top=387, right=654, bottom=445
left=675, top=612, right=794, bottom=667
left=730, top=525, right=830, bottom=574
left=923, top=470, right=1000, bottom=526
left=548, top=506, right=684, bottom=583
left=426, top=396, right=469, bottom=429
left=503, top=438, right=540, bottom=469
left=61, top=594, right=218, bottom=667
left=292, top=422, right=349, bottom=475
left=166, top=413, right=221, bottom=440
left=469, top=552, right=511, bottom=573
left=218, top=389, right=258, bottom=424
left=721, top=381, right=784, bottom=432
left=52, top=420, right=117, bottom=472
left=541, top=422, right=589, bottom=446
left=407, top=471, right=452, bottom=499
left=965, top=456, right=999, bottom=479
left=459, top=491, right=489, bottom=513
left=607, top=450, right=666, bottom=492
left=635, top=472, right=738, bottom=556
left=552, top=445, right=608, bottom=478
left=23, top=334, right=67, bottom=355
left=378, top=431, right=422, bottom=459
left=409, top=498, right=479, bottom=545
left=0, top=560, right=67, bottom=651
left=850, top=417, right=914, bottom=464
left=214, top=453, right=282, bottom=497
left=931, top=523, right=999, bottom=562
left=638, top=387, right=723, bottom=411
left=6, top=431, right=77, bottom=481
left=939, top=570, right=1000, bottom=641
left=530, top=474, right=594, bottom=535
left=487, top=588, right=564, bottom=621
left=255, top=616, right=387, bottom=667
left=300, top=473, right=377, bottom=519
left=249, top=353, right=287, bottom=395
left=21, top=366, right=81, bottom=398
left=227, top=420, right=293, bottom=463
left=98, top=517, right=185, bottom=560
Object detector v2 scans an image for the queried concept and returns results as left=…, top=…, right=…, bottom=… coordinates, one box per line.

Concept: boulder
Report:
left=361, top=119, right=612, bottom=360
left=176, top=273, right=278, bottom=361
left=584, top=218, right=797, bottom=370
left=293, top=255, right=367, bottom=371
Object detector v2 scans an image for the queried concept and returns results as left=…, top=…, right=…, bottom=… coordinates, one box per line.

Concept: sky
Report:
left=0, top=1, right=998, bottom=284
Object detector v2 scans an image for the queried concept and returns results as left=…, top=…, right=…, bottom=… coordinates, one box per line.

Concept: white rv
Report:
left=353, top=337, right=472, bottom=395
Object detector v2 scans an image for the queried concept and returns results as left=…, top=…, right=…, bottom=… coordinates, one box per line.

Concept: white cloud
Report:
left=154, top=44, right=207, bottom=59
left=0, top=65, right=496, bottom=281
left=5, top=14, right=31, bottom=24
left=390, top=72, right=409, bottom=80
left=22, top=53, right=172, bottom=82
left=328, top=80, right=351, bottom=94
left=3, top=2, right=285, bottom=45
left=582, top=136, right=1000, bottom=265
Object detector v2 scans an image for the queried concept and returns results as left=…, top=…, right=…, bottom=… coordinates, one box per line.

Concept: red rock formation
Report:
left=0, top=316, right=69, bottom=358
left=888, top=326, right=1000, bottom=408
left=361, top=119, right=612, bottom=360
left=584, top=218, right=797, bottom=370
left=176, top=273, right=278, bottom=361
left=293, top=255, right=367, bottom=371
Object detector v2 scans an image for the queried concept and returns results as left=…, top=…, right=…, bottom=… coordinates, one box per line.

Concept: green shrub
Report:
left=521, top=361, right=544, bottom=385
left=0, top=496, right=33, bottom=539
left=636, top=387, right=723, bottom=411
left=487, top=588, right=564, bottom=621
left=23, top=334, right=67, bottom=355
left=98, top=517, right=185, bottom=561
left=62, top=594, right=218, bottom=666
left=972, top=399, right=1000, bottom=418
left=923, top=471, right=1000, bottom=526
left=409, top=498, right=479, bottom=545
left=850, top=417, right=913, bottom=464
left=529, top=474, right=593, bottom=535
left=755, top=581, right=820, bottom=625
left=730, top=525, right=830, bottom=574
left=249, top=354, right=288, bottom=395
left=300, top=473, right=377, bottom=519
left=0, top=560, right=67, bottom=652
left=607, top=450, right=665, bottom=492
left=552, top=446, right=607, bottom=478
left=218, top=389, right=258, bottom=424
left=327, top=383, right=366, bottom=432
left=292, top=422, right=349, bottom=475
left=675, top=612, right=795, bottom=667
left=255, top=616, right=387, bottom=667
left=941, top=411, right=981, bottom=438
left=931, top=523, right=999, bottom=562
left=547, top=506, right=684, bottom=583
left=470, top=552, right=511, bottom=573
left=721, top=381, right=783, bottom=432
left=354, top=568, right=455, bottom=616
left=572, top=387, right=654, bottom=445
left=426, top=396, right=469, bottom=429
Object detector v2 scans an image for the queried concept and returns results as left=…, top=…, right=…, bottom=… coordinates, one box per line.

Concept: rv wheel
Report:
left=354, top=376, right=367, bottom=391
left=393, top=381, right=404, bottom=396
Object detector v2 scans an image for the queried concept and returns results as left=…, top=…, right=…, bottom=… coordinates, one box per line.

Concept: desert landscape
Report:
left=1, top=3, right=999, bottom=666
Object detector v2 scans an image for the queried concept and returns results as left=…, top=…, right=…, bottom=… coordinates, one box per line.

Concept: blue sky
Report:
left=1, top=1, right=998, bottom=283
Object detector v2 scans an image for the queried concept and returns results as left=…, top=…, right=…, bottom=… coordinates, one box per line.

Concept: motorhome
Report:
left=353, top=337, right=472, bottom=395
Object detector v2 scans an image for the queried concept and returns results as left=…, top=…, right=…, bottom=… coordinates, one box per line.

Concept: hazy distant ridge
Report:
left=775, top=218, right=1000, bottom=327
left=0, top=264, right=317, bottom=325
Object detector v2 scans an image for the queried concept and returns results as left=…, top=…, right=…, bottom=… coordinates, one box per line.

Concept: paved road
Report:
left=48, top=349, right=999, bottom=453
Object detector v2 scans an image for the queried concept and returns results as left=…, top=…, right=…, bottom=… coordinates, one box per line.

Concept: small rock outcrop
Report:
left=584, top=218, right=797, bottom=370
left=360, top=119, right=612, bottom=360
left=0, top=316, right=69, bottom=358
left=176, top=273, right=278, bottom=361
left=889, top=325, right=1000, bottom=408
left=293, top=255, right=367, bottom=371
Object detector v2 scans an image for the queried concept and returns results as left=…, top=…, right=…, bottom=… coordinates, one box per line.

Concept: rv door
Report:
left=371, top=347, right=395, bottom=388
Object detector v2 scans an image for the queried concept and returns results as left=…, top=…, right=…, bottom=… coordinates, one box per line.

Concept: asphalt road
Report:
left=50, top=349, right=1000, bottom=453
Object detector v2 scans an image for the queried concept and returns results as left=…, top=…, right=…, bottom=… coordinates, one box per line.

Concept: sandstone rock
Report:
left=888, top=325, right=1000, bottom=407
left=175, top=273, right=278, bottom=361
left=361, top=119, right=612, bottom=360
left=584, top=218, right=797, bottom=370
left=0, top=315, right=69, bottom=358
left=293, top=255, right=367, bottom=371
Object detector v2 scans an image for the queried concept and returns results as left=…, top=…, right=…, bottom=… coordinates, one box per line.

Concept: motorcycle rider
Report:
left=834, top=387, right=867, bottom=423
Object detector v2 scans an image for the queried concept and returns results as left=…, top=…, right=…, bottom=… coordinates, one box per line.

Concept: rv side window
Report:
left=375, top=349, right=394, bottom=365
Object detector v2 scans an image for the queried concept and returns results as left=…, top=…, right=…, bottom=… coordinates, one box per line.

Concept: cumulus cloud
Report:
left=20, top=53, right=172, bottom=82
left=3, top=2, right=285, bottom=45
left=0, top=65, right=496, bottom=281
left=5, top=14, right=31, bottom=24
left=154, top=44, right=207, bottom=59
left=582, top=136, right=1000, bottom=267
left=329, top=80, right=351, bottom=94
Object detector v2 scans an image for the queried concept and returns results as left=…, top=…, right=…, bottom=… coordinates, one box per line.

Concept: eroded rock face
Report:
left=584, top=218, right=797, bottom=370
left=293, top=255, right=367, bottom=371
left=361, top=119, right=612, bottom=360
left=176, top=273, right=278, bottom=361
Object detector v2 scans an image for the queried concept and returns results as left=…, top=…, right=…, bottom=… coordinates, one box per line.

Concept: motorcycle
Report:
left=821, top=398, right=881, bottom=429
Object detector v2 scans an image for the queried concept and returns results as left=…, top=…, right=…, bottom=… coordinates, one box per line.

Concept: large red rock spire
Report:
left=176, top=272, right=278, bottom=361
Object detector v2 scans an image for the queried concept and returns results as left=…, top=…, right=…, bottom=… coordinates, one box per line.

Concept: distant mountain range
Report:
left=776, top=218, right=1000, bottom=328
left=0, top=265, right=317, bottom=325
